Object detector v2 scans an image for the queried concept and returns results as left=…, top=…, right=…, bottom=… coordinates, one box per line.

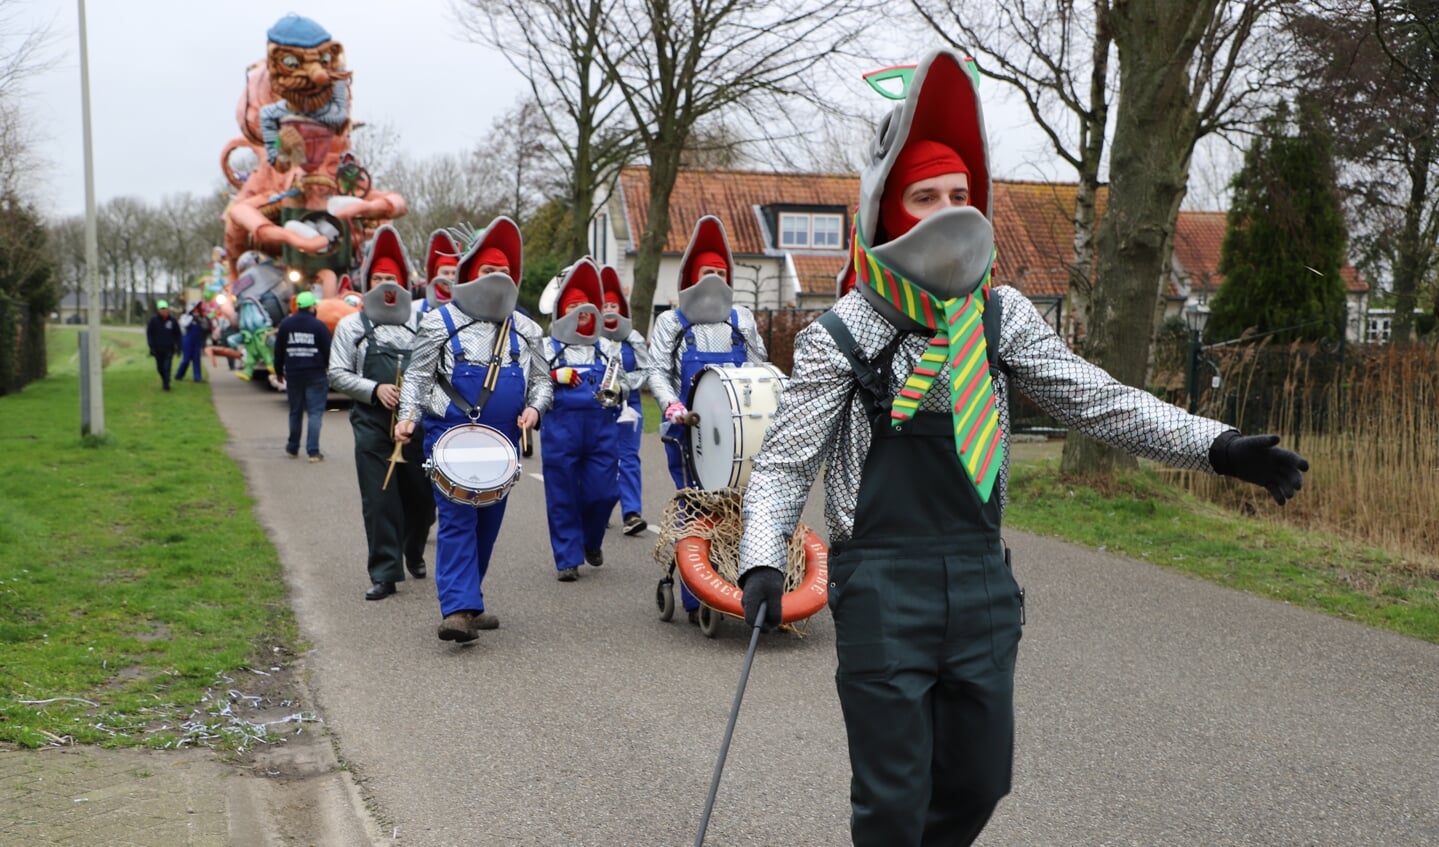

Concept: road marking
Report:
left=528, top=472, right=544, bottom=482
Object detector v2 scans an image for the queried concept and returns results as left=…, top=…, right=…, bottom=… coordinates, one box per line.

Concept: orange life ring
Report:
left=673, top=529, right=829, bottom=624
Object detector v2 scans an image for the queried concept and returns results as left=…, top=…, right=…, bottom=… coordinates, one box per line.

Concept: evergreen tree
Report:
left=0, top=192, right=58, bottom=392
left=1207, top=98, right=1350, bottom=344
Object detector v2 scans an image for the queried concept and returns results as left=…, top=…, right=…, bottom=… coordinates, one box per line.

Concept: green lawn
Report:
left=0, top=326, right=298, bottom=748
left=1004, top=458, right=1439, bottom=643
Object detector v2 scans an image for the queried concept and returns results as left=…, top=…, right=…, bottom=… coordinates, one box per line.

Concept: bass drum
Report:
left=685, top=363, right=787, bottom=490
left=424, top=423, right=521, bottom=507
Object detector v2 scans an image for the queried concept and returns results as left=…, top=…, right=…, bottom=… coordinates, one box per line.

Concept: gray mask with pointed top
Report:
left=676, top=273, right=733, bottom=324
left=550, top=304, right=601, bottom=345
left=451, top=272, right=518, bottom=323
left=600, top=312, right=633, bottom=342
left=868, top=206, right=995, bottom=302
left=362, top=282, right=413, bottom=326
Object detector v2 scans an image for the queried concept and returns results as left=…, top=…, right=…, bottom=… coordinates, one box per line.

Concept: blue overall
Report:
left=664, top=309, right=746, bottom=611
left=616, top=341, right=644, bottom=517
left=423, top=309, right=525, bottom=618
left=541, top=341, right=621, bottom=571
left=175, top=318, right=206, bottom=381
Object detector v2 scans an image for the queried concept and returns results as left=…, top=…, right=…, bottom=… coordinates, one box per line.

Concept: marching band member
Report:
left=329, top=225, right=435, bottom=601
left=599, top=265, right=651, bottom=536
left=541, top=259, right=621, bottom=581
left=644, top=216, right=767, bottom=619
left=395, top=217, right=551, bottom=643
left=411, top=228, right=461, bottom=330
left=736, top=49, right=1308, bottom=845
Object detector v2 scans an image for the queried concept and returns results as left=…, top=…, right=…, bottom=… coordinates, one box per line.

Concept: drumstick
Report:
left=695, top=601, right=766, bottom=847
left=520, top=425, right=530, bottom=456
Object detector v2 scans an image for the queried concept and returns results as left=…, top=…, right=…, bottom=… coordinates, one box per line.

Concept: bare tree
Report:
left=910, top=0, right=1114, bottom=344
left=1293, top=0, right=1439, bottom=342
left=455, top=0, right=642, bottom=262
left=0, top=3, right=53, bottom=198
left=1060, top=0, right=1297, bottom=475
left=597, top=0, right=865, bottom=333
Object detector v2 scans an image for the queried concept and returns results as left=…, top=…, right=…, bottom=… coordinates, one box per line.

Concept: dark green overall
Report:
left=351, top=316, right=434, bottom=584
left=822, top=314, right=1022, bottom=846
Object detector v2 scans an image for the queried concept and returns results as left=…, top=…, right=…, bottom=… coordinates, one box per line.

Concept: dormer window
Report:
left=778, top=211, right=845, bottom=250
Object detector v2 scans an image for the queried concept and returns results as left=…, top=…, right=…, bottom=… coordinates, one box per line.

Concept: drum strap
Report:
left=435, top=309, right=514, bottom=420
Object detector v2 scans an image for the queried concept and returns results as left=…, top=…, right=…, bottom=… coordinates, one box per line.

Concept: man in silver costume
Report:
left=395, top=217, right=553, bottom=644
left=329, top=225, right=435, bottom=602
left=646, top=215, right=768, bottom=619
left=737, top=50, right=1308, bottom=846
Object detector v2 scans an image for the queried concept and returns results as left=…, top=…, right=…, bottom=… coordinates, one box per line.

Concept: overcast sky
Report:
left=15, top=0, right=1092, bottom=220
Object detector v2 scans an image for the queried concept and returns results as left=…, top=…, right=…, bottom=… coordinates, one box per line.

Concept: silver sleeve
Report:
left=327, top=315, right=375, bottom=405
left=398, top=308, right=446, bottom=423
left=736, top=307, right=769, bottom=363
left=518, top=317, right=554, bottom=416
left=645, top=311, right=683, bottom=408
left=997, top=287, right=1227, bottom=471
left=739, top=319, right=853, bottom=576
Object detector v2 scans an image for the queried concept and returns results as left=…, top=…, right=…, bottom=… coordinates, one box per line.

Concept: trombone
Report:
left=382, top=368, right=406, bottom=490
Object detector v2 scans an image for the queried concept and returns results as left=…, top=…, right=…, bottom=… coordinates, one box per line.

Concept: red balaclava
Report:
left=471, top=247, right=511, bottom=279
left=433, top=254, right=458, bottom=272
left=602, top=290, right=623, bottom=309
left=559, top=286, right=594, bottom=333
left=370, top=257, right=403, bottom=282
left=689, top=251, right=728, bottom=286
left=879, top=139, right=970, bottom=242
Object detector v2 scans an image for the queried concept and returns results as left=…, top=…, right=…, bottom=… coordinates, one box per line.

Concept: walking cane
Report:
left=695, top=601, right=766, bottom=847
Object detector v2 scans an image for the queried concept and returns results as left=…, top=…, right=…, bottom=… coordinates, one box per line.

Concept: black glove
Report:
left=739, top=567, right=784, bottom=632
left=1209, top=431, right=1310, bottom=506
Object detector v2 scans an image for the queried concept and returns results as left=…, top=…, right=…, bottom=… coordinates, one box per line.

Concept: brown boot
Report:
left=438, top=612, right=478, bottom=643
left=469, top=611, right=500, bottom=630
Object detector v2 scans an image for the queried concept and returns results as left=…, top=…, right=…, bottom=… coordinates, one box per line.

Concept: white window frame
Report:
left=778, top=212, right=845, bottom=250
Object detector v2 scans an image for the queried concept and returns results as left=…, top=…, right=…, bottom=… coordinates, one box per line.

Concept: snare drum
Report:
left=685, top=363, right=787, bottom=490
left=424, top=424, right=521, bottom=507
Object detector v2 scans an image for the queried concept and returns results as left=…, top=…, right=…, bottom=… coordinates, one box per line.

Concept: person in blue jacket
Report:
left=541, top=259, right=622, bottom=581
left=274, top=290, right=332, bottom=461
left=146, top=300, right=182, bottom=391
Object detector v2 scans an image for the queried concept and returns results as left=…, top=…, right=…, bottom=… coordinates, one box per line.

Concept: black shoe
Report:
left=585, top=548, right=604, bottom=567
left=622, top=513, right=648, bottom=535
left=407, top=560, right=427, bottom=579
left=365, top=581, right=397, bottom=601
left=687, top=609, right=700, bottom=625
left=557, top=567, right=580, bottom=582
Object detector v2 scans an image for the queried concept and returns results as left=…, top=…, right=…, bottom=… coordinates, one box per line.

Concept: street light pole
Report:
left=1187, top=327, right=1202, bottom=414
left=1184, top=303, right=1208, bottom=415
left=77, top=0, right=104, bottom=437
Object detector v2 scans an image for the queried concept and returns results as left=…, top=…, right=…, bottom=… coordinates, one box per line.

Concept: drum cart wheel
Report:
left=656, top=575, right=676, bottom=622
left=697, top=604, right=723, bottom=638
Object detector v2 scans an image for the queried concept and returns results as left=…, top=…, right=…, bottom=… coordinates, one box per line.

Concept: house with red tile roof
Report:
left=595, top=166, right=1370, bottom=341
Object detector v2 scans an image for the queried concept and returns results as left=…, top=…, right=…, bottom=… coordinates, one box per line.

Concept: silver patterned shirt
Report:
left=645, top=305, right=769, bottom=408
left=738, top=286, right=1231, bottom=576
left=397, top=306, right=553, bottom=423
left=327, top=312, right=418, bottom=406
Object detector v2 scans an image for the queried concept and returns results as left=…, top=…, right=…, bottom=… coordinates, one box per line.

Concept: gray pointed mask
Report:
left=362, top=282, right=413, bottom=326
left=451, top=272, right=518, bottom=323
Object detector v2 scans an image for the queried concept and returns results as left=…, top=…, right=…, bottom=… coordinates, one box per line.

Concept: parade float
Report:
left=213, top=13, right=406, bottom=384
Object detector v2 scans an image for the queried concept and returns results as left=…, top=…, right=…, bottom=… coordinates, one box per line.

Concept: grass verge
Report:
left=0, top=326, right=301, bottom=749
left=1004, top=458, right=1439, bottom=643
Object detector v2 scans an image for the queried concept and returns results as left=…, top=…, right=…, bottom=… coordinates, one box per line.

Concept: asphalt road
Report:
left=213, top=375, right=1439, bottom=847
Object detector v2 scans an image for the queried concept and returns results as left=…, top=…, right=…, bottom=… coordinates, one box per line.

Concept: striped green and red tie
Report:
left=853, top=232, right=1003, bottom=502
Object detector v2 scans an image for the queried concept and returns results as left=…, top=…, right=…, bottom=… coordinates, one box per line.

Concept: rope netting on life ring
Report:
left=654, top=488, right=811, bottom=592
